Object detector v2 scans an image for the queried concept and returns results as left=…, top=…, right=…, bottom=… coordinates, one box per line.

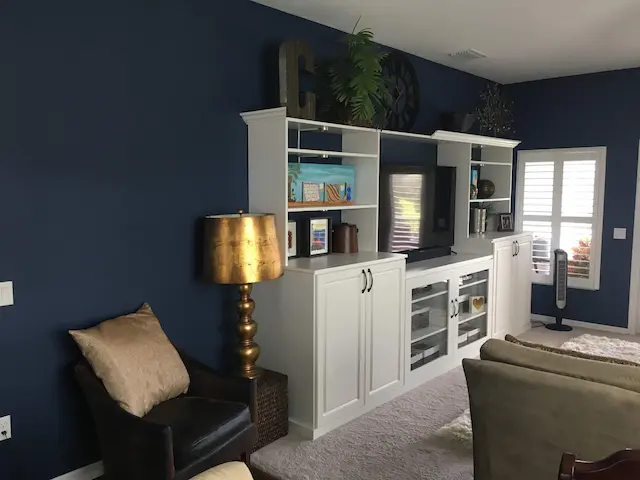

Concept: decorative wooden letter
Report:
left=279, top=39, right=316, bottom=120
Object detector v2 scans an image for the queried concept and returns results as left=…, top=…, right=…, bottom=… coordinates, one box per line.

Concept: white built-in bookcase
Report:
left=241, top=107, right=521, bottom=265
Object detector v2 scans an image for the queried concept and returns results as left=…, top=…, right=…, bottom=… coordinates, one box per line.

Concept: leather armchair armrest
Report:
left=75, top=362, right=175, bottom=480
left=178, top=350, right=257, bottom=422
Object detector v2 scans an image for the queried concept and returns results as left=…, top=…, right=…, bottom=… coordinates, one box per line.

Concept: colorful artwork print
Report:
left=287, top=221, right=297, bottom=258
left=325, top=184, right=344, bottom=202
left=310, top=218, right=329, bottom=255
left=288, top=163, right=355, bottom=205
left=302, top=182, right=322, bottom=202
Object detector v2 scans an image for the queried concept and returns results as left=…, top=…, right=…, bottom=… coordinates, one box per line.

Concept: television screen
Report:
left=378, top=165, right=456, bottom=261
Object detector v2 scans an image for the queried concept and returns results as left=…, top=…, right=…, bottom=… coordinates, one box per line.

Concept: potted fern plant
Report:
left=321, top=24, right=391, bottom=127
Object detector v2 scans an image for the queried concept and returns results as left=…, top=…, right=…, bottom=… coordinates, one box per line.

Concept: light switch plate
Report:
left=0, top=282, right=13, bottom=307
left=614, top=228, right=627, bottom=240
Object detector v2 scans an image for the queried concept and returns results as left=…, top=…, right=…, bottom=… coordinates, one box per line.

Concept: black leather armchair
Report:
left=75, top=350, right=257, bottom=480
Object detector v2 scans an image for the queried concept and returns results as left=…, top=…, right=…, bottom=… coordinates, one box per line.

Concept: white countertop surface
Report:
left=468, top=231, right=529, bottom=242
left=406, top=253, right=493, bottom=279
left=286, top=251, right=407, bottom=274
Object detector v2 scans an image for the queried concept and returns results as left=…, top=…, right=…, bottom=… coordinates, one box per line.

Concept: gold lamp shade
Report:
left=203, top=212, right=283, bottom=284
left=203, top=211, right=283, bottom=379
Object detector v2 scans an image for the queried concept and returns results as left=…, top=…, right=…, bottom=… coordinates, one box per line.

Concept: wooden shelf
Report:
left=470, top=198, right=510, bottom=203
left=411, top=323, right=447, bottom=343
left=412, top=285, right=448, bottom=303
left=470, top=160, right=511, bottom=166
left=288, top=204, right=377, bottom=213
left=288, top=148, right=377, bottom=159
left=432, top=130, right=521, bottom=148
left=380, top=130, right=438, bottom=144
left=459, top=278, right=487, bottom=290
left=458, top=311, right=487, bottom=326
left=287, top=117, right=375, bottom=135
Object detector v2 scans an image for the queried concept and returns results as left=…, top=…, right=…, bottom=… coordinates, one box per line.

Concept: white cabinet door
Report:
left=515, top=238, right=532, bottom=333
left=493, top=240, right=514, bottom=339
left=366, top=261, right=405, bottom=405
left=316, top=267, right=367, bottom=427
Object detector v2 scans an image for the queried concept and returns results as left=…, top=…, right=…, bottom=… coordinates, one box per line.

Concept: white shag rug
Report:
left=434, top=333, right=640, bottom=449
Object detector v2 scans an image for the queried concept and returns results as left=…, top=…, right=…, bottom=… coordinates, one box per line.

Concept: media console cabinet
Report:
left=242, top=108, right=531, bottom=438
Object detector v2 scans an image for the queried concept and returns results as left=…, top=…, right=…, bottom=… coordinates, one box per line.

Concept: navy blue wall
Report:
left=506, top=68, right=640, bottom=328
left=1, top=0, right=490, bottom=477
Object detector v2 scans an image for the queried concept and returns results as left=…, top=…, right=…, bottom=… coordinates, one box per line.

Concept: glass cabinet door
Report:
left=456, top=269, right=489, bottom=348
left=410, top=279, right=450, bottom=371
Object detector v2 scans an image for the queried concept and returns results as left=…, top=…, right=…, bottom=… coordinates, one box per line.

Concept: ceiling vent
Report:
left=448, top=49, right=487, bottom=60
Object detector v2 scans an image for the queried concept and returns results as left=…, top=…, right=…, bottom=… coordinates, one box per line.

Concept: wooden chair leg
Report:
left=241, top=451, right=251, bottom=467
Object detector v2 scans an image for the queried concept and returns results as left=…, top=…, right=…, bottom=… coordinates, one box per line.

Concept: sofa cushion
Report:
left=145, top=397, right=253, bottom=470
left=505, top=334, right=640, bottom=367
left=69, top=303, right=190, bottom=416
left=480, top=339, right=640, bottom=394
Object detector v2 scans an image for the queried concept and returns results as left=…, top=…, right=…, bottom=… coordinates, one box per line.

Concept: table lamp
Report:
left=203, top=211, right=283, bottom=379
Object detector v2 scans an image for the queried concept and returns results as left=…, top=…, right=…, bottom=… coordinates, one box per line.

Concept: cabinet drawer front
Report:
left=316, top=270, right=366, bottom=426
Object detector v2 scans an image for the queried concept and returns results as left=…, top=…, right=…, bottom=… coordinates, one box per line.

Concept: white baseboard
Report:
left=51, top=461, right=103, bottom=480
left=531, top=314, right=631, bottom=335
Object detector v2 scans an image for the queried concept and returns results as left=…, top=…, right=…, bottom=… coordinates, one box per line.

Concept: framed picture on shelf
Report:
left=497, top=213, right=514, bottom=232
left=470, top=296, right=485, bottom=314
left=287, top=221, right=298, bottom=258
left=470, top=166, right=480, bottom=189
left=300, top=217, right=331, bottom=257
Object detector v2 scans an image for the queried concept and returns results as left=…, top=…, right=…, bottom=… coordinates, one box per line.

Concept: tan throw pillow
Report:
left=70, top=303, right=190, bottom=417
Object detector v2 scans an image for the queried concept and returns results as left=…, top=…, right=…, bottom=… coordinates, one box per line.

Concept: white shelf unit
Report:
left=437, top=139, right=520, bottom=241
left=243, top=107, right=522, bottom=265
left=242, top=107, right=381, bottom=266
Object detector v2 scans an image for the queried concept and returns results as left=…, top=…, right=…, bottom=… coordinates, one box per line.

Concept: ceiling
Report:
left=251, top=0, right=640, bottom=84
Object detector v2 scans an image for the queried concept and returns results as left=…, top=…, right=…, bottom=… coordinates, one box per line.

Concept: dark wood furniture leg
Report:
left=559, top=450, right=640, bottom=479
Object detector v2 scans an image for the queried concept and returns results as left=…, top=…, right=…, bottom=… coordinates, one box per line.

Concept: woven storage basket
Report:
left=253, top=369, right=288, bottom=452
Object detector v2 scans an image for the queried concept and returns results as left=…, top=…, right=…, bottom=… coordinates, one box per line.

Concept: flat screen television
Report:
left=378, top=165, right=456, bottom=262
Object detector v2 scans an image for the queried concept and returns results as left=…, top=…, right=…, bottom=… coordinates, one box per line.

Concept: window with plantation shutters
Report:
left=390, top=173, right=423, bottom=252
left=516, top=148, right=606, bottom=290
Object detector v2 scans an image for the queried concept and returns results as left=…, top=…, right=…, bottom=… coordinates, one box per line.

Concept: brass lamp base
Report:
left=236, top=283, right=263, bottom=379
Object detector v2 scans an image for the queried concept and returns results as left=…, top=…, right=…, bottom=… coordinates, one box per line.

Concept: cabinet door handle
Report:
left=361, top=269, right=367, bottom=294
left=516, top=241, right=520, bottom=256
left=450, top=299, right=455, bottom=319
left=512, top=241, right=516, bottom=257
left=367, top=268, right=373, bottom=292
left=454, top=298, right=459, bottom=317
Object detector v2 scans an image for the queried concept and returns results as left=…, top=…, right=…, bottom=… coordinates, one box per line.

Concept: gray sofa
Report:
left=463, top=339, right=640, bottom=480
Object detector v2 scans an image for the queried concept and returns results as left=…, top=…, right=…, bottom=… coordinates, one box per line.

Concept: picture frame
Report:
left=300, top=217, right=331, bottom=257
left=470, top=296, right=485, bottom=314
left=287, top=220, right=298, bottom=258
left=497, top=213, right=514, bottom=232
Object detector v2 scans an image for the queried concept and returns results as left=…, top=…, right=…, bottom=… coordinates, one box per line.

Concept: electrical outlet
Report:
left=0, top=415, right=11, bottom=441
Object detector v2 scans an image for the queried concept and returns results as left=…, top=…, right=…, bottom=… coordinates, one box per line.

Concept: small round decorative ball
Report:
left=478, top=179, right=496, bottom=199
left=470, top=184, right=478, bottom=200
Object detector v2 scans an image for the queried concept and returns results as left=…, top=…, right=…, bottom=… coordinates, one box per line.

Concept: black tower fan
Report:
left=545, top=249, right=572, bottom=331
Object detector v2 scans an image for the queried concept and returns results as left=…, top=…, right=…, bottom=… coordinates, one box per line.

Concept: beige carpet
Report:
left=253, top=367, right=471, bottom=480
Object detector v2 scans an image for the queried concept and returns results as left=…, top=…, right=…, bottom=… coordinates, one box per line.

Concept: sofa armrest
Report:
left=178, top=350, right=257, bottom=422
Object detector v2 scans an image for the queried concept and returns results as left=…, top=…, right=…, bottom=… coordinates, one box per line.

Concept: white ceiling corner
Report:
left=251, top=0, right=640, bottom=84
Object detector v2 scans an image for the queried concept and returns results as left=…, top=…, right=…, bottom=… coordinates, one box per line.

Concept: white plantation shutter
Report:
left=390, top=174, right=422, bottom=252
left=516, top=148, right=606, bottom=290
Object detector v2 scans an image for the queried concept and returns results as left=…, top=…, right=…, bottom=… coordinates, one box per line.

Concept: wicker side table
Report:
left=252, top=369, right=288, bottom=452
